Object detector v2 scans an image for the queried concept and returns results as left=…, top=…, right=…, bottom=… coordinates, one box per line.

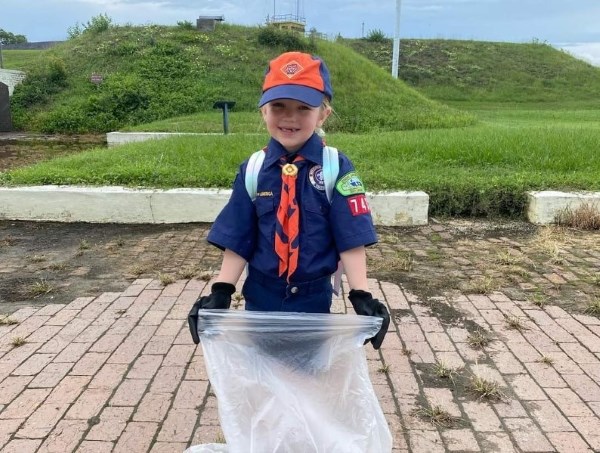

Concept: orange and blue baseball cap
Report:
left=258, top=51, right=333, bottom=108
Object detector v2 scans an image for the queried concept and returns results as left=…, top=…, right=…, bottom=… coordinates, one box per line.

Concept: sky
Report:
left=2, top=0, right=600, bottom=66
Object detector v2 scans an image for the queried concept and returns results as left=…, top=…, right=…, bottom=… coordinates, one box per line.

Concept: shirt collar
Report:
left=263, top=133, right=324, bottom=168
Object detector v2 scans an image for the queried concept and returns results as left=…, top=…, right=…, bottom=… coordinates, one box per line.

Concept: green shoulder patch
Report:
left=335, top=171, right=365, bottom=196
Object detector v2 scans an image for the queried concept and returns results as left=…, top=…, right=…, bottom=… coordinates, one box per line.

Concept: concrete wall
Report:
left=0, top=69, right=27, bottom=96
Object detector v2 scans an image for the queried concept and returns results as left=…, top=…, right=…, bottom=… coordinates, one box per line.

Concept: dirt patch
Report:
left=0, top=221, right=222, bottom=315
left=2, top=218, right=599, bottom=318
left=0, top=133, right=106, bottom=172
left=370, top=220, right=600, bottom=315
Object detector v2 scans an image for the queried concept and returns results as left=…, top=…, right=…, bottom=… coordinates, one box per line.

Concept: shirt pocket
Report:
left=255, top=197, right=276, bottom=217
left=303, top=200, right=331, bottom=237
left=255, top=197, right=277, bottom=242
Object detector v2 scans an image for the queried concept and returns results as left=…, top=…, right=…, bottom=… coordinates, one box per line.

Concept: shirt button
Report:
left=290, top=286, right=299, bottom=294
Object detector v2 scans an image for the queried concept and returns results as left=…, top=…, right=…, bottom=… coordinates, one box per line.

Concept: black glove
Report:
left=348, top=289, right=390, bottom=350
left=188, top=282, right=236, bottom=344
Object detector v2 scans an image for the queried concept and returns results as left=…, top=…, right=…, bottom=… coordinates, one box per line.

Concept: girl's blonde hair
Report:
left=317, top=99, right=333, bottom=137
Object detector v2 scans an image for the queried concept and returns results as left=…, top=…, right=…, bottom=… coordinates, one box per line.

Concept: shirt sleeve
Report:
left=328, top=153, right=378, bottom=253
left=207, top=164, right=257, bottom=261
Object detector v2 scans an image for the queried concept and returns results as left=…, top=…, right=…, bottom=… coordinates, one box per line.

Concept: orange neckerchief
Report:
left=274, top=154, right=305, bottom=281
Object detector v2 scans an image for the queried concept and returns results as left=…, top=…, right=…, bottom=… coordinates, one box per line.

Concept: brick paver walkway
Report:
left=2, top=225, right=600, bottom=452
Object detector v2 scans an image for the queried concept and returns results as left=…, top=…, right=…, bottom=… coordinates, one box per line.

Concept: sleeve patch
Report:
left=347, top=194, right=371, bottom=216
left=335, top=171, right=365, bottom=196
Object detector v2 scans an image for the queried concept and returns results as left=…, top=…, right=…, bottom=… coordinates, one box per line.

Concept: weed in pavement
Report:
left=0, top=316, right=18, bottom=326
left=503, top=313, right=528, bottom=332
left=537, top=355, right=555, bottom=366
left=11, top=336, right=27, bottom=348
left=468, top=374, right=507, bottom=401
left=158, top=273, right=176, bottom=286
left=29, top=279, right=55, bottom=297
left=584, top=298, right=600, bottom=317
left=467, top=329, right=491, bottom=349
left=415, top=404, right=461, bottom=428
left=433, top=360, right=460, bottom=385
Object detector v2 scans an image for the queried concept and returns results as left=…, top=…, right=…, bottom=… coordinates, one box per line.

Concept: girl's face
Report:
left=261, top=99, right=331, bottom=153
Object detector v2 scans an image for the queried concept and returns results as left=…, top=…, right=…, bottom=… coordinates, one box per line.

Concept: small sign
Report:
left=90, top=73, right=103, bottom=85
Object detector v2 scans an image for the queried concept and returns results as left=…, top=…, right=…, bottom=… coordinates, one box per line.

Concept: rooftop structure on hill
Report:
left=266, top=0, right=305, bottom=33
left=196, top=15, right=224, bottom=32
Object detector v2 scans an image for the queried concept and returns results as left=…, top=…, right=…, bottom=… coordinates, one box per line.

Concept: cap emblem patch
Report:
left=280, top=61, right=304, bottom=79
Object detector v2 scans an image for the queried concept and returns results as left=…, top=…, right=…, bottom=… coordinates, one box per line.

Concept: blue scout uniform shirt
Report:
left=207, top=133, right=378, bottom=282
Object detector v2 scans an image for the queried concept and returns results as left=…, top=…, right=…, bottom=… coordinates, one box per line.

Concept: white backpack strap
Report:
left=322, top=146, right=339, bottom=204
left=322, top=146, right=343, bottom=295
left=245, top=149, right=266, bottom=201
left=332, top=261, right=344, bottom=297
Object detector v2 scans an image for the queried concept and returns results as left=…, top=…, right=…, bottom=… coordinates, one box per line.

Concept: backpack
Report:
left=244, top=146, right=344, bottom=295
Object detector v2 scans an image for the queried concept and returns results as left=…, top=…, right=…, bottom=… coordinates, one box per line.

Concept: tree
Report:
left=0, top=29, right=27, bottom=45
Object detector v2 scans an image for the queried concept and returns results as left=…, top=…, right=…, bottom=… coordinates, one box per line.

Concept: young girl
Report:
left=189, top=51, right=389, bottom=349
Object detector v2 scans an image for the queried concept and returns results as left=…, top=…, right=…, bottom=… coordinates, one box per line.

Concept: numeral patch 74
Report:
left=347, top=194, right=371, bottom=216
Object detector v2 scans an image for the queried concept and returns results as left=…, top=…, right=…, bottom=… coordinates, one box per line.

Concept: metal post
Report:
left=391, top=0, right=402, bottom=78
left=0, top=40, right=4, bottom=69
left=223, top=104, right=229, bottom=135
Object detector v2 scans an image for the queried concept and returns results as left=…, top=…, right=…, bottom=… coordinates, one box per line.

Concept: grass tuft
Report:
left=465, top=275, right=498, bottom=295
left=495, top=251, right=522, bottom=266
left=584, top=299, right=600, bottom=317
left=468, top=374, right=507, bottom=401
left=537, top=355, right=554, bottom=366
left=378, top=363, right=391, bottom=374
left=467, top=328, right=491, bottom=349
left=503, top=313, right=528, bottom=331
left=27, top=254, right=47, bottom=263
left=555, top=203, right=600, bottom=230
left=128, top=264, right=150, bottom=277
left=0, top=316, right=19, bottom=326
left=158, top=273, right=176, bottom=286
left=78, top=239, right=91, bottom=250
left=433, top=361, right=460, bottom=384
left=177, top=266, right=199, bottom=280
left=48, top=262, right=68, bottom=271
left=11, top=337, right=27, bottom=348
left=199, top=273, right=213, bottom=282
left=29, top=279, right=55, bottom=297
left=530, top=292, right=547, bottom=308
left=415, top=404, right=460, bottom=428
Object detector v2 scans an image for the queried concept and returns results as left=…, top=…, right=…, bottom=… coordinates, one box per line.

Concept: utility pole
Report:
left=391, top=0, right=402, bottom=78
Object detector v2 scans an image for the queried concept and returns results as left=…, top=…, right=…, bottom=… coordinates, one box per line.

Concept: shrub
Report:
left=177, top=20, right=195, bottom=30
left=67, top=13, right=113, bottom=39
left=257, top=27, right=316, bottom=52
left=11, top=57, right=68, bottom=109
left=86, top=73, right=151, bottom=123
left=85, top=14, right=113, bottom=34
left=365, top=29, right=388, bottom=43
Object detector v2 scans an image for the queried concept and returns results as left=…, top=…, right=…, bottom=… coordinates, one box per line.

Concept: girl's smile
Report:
left=261, top=99, right=330, bottom=153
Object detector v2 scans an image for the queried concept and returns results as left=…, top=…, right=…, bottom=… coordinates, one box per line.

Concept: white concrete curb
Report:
left=0, top=186, right=429, bottom=226
left=527, top=191, right=600, bottom=224
left=106, top=132, right=203, bottom=147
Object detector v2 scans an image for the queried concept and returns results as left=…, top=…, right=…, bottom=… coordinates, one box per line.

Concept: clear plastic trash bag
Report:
left=184, top=310, right=392, bottom=453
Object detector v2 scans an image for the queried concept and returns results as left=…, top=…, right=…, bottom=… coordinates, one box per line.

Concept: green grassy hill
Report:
left=8, top=24, right=473, bottom=134
left=343, top=38, right=600, bottom=107
left=1, top=50, right=45, bottom=70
